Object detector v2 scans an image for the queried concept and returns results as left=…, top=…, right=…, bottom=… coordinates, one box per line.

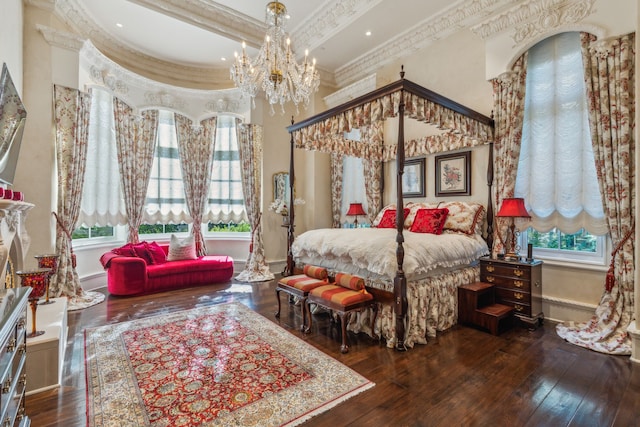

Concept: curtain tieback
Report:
left=605, top=224, right=635, bottom=293
left=52, top=212, right=77, bottom=268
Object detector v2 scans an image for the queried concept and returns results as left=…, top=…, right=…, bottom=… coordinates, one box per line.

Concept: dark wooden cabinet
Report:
left=0, top=287, right=31, bottom=426
left=479, top=257, right=543, bottom=327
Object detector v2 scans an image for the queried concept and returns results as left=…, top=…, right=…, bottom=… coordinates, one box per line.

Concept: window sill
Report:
left=533, top=256, right=608, bottom=272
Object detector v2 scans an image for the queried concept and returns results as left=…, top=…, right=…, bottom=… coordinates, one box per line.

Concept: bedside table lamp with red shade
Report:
left=346, top=202, right=366, bottom=228
left=496, top=197, right=531, bottom=260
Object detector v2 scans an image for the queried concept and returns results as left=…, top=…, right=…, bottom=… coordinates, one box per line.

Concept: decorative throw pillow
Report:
left=409, top=208, right=449, bottom=234
left=303, top=264, right=328, bottom=280
left=376, top=208, right=410, bottom=228
left=372, top=204, right=396, bottom=227
left=335, top=272, right=365, bottom=291
left=167, top=234, right=197, bottom=261
left=112, top=243, right=137, bottom=257
left=145, top=241, right=167, bottom=264
left=404, top=202, right=439, bottom=228
left=441, top=202, right=485, bottom=235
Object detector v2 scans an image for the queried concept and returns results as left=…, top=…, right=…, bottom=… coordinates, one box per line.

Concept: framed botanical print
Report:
left=402, top=158, right=425, bottom=198
left=435, top=151, right=471, bottom=196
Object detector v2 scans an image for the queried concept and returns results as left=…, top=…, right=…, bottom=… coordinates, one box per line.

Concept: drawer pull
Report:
left=514, top=304, right=524, bottom=312
left=514, top=280, right=524, bottom=288
left=486, top=265, right=495, bottom=272
left=514, top=269, right=524, bottom=277
left=485, top=276, right=495, bottom=283
left=514, top=292, right=524, bottom=300
left=6, top=338, right=15, bottom=353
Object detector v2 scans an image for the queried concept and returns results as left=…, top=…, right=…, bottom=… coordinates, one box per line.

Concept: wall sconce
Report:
left=496, top=197, right=531, bottom=260
left=346, top=202, right=366, bottom=228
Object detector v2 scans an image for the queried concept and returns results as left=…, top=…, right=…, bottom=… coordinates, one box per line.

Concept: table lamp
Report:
left=496, top=197, right=530, bottom=260
left=346, top=202, right=366, bottom=228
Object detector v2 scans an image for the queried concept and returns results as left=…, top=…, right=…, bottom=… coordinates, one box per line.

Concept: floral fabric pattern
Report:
left=236, top=122, right=274, bottom=282
left=330, top=153, right=344, bottom=228
left=113, top=98, right=158, bottom=244
left=174, top=114, right=217, bottom=256
left=490, top=54, right=528, bottom=256
left=556, top=32, right=636, bottom=355
left=292, top=89, right=493, bottom=160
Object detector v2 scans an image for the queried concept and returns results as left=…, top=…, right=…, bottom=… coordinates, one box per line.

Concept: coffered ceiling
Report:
left=50, top=0, right=555, bottom=89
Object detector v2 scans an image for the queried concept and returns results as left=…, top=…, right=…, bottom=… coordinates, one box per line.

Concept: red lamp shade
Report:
left=346, top=203, right=366, bottom=216
left=496, top=198, right=530, bottom=218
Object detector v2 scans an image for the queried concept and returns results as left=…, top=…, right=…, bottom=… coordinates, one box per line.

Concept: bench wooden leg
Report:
left=339, top=312, right=351, bottom=353
left=275, top=288, right=282, bottom=318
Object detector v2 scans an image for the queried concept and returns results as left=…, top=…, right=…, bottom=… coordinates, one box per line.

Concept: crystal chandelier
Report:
left=230, top=1, right=320, bottom=113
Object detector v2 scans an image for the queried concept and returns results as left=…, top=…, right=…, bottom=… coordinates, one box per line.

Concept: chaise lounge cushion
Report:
left=104, top=242, right=233, bottom=296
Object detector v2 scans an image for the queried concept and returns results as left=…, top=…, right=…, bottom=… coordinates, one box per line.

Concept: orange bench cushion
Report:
left=278, top=274, right=328, bottom=292
left=310, top=284, right=373, bottom=307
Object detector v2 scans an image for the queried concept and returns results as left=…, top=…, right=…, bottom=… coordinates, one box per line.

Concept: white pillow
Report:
left=167, top=234, right=197, bottom=261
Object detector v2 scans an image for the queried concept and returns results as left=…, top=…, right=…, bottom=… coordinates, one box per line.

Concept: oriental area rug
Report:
left=85, top=302, right=374, bottom=426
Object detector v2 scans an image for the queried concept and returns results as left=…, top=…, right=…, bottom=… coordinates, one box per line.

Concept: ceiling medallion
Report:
left=230, top=1, right=320, bottom=114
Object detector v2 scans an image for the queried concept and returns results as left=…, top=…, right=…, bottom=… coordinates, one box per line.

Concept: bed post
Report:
left=284, top=116, right=296, bottom=276
left=486, top=141, right=494, bottom=251
left=394, top=67, right=408, bottom=351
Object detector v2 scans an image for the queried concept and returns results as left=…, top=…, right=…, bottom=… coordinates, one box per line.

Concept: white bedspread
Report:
left=292, top=228, right=489, bottom=281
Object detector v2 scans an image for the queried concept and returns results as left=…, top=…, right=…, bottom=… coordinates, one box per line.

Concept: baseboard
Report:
left=628, top=321, right=640, bottom=364
left=540, top=295, right=597, bottom=324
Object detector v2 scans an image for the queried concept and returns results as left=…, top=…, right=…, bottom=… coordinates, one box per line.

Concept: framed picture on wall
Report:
left=435, top=151, right=471, bottom=196
left=402, top=158, right=425, bottom=198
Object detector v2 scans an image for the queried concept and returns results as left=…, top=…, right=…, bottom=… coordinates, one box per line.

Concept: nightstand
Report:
left=479, top=256, right=543, bottom=328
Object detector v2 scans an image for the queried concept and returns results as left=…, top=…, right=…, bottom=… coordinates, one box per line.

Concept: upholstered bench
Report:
left=305, top=273, right=375, bottom=353
left=275, top=265, right=330, bottom=331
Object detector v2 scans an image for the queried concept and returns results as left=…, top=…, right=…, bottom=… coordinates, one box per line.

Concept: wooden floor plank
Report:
left=24, top=277, right=640, bottom=426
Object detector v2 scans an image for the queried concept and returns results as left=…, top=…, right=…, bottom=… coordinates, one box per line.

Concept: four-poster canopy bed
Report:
left=285, top=69, right=495, bottom=350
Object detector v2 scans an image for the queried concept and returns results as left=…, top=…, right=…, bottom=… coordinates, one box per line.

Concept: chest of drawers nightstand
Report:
left=479, top=256, right=543, bottom=328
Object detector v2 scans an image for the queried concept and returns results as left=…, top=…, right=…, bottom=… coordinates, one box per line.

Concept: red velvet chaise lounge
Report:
left=101, top=240, right=234, bottom=296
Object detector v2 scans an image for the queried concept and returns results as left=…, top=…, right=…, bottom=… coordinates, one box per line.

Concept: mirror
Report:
left=0, top=63, right=27, bottom=185
left=273, top=172, right=290, bottom=205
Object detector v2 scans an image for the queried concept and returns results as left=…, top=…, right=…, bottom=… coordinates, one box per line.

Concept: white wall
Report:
left=0, top=0, right=23, bottom=93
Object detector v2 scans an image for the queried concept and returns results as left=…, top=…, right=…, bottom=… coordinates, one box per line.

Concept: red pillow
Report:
left=132, top=242, right=153, bottom=264
left=377, top=208, right=410, bottom=228
left=112, top=243, right=136, bottom=257
left=409, top=208, right=449, bottom=234
left=145, top=241, right=167, bottom=264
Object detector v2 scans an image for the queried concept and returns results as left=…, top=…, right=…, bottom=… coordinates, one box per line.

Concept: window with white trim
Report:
left=515, top=32, right=607, bottom=265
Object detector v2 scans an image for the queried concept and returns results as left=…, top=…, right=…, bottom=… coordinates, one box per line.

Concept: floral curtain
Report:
left=490, top=54, right=528, bottom=256
left=174, top=114, right=217, bottom=256
left=52, top=85, right=104, bottom=309
left=556, top=32, right=636, bottom=355
left=113, top=98, right=158, bottom=243
left=330, top=153, right=344, bottom=228
left=362, top=121, right=384, bottom=222
left=236, top=121, right=274, bottom=282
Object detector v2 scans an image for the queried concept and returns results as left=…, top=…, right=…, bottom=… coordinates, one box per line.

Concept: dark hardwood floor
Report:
left=26, top=277, right=640, bottom=426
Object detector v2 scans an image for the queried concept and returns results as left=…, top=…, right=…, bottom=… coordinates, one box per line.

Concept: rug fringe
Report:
left=284, top=381, right=376, bottom=427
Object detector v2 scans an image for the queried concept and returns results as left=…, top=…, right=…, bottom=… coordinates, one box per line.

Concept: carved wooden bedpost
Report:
left=486, top=141, right=494, bottom=251
left=284, top=116, right=296, bottom=276
left=394, top=67, right=408, bottom=351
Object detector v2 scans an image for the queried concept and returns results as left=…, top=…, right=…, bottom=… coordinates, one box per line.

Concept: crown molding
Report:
left=81, top=42, right=249, bottom=121
left=334, top=0, right=516, bottom=87
left=470, top=0, right=597, bottom=42
left=291, top=0, right=383, bottom=53
left=25, top=0, right=56, bottom=12
left=36, top=24, right=86, bottom=51
left=54, top=0, right=232, bottom=89
left=126, top=0, right=266, bottom=48
left=323, top=74, right=377, bottom=108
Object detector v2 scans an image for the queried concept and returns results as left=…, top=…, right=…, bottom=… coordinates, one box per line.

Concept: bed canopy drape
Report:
left=286, top=69, right=495, bottom=350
